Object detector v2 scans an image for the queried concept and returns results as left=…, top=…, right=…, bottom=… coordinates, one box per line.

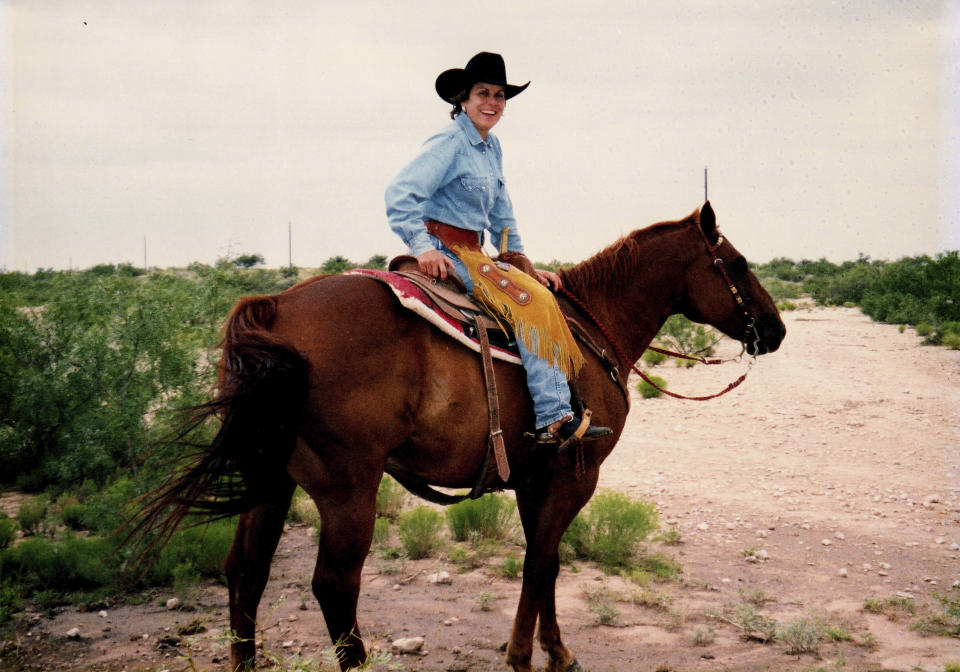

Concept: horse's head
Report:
left=680, top=202, right=785, bottom=355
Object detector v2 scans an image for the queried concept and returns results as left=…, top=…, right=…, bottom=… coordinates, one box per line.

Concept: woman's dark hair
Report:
left=449, top=88, right=469, bottom=119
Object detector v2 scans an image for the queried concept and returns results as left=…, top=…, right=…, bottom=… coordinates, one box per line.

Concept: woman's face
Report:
left=462, top=82, right=506, bottom=138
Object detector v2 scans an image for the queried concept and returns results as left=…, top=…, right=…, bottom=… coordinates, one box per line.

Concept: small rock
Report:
left=427, top=571, right=452, bottom=585
left=821, top=539, right=832, bottom=547
left=879, top=562, right=892, bottom=570
left=282, top=640, right=294, bottom=648
left=98, top=610, right=108, bottom=618
left=863, top=563, right=873, bottom=572
left=697, top=522, right=709, bottom=531
left=936, top=537, right=946, bottom=545
left=391, top=636, right=425, bottom=654
left=834, top=532, right=845, bottom=540
left=950, top=543, right=960, bottom=551
left=392, top=584, right=401, bottom=591
left=165, top=598, right=180, bottom=611
left=838, top=568, right=848, bottom=578
left=66, top=627, right=81, bottom=639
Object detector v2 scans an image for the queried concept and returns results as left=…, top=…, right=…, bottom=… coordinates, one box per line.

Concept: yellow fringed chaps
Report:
left=452, top=246, right=584, bottom=379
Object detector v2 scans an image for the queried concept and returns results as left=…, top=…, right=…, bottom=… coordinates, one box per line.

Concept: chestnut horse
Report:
left=136, top=202, right=784, bottom=672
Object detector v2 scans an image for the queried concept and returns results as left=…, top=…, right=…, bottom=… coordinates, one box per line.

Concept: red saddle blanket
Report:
left=345, top=268, right=522, bottom=365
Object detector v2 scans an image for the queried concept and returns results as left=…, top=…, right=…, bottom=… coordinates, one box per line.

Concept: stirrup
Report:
left=535, top=409, right=612, bottom=447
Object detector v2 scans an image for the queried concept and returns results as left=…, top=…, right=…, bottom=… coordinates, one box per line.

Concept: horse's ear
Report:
left=699, top=201, right=718, bottom=244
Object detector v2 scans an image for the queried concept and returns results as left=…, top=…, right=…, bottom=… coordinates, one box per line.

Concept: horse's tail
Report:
left=126, top=294, right=311, bottom=560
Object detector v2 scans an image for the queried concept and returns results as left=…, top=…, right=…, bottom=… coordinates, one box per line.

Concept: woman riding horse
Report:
left=385, top=51, right=611, bottom=444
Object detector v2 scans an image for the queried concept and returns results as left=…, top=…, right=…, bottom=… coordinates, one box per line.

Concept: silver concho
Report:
left=498, top=279, right=510, bottom=288
left=480, top=264, right=492, bottom=273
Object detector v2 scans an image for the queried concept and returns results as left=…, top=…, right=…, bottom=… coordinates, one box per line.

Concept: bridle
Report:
left=691, top=222, right=763, bottom=355
left=559, top=219, right=761, bottom=402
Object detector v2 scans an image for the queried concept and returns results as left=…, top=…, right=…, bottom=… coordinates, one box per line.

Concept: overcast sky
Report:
left=2, top=0, right=958, bottom=271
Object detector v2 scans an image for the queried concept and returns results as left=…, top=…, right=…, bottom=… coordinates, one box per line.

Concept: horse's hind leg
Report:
left=226, top=477, right=296, bottom=671
left=304, top=464, right=380, bottom=670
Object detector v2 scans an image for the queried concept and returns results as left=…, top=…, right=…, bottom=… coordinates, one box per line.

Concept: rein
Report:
left=558, top=220, right=758, bottom=402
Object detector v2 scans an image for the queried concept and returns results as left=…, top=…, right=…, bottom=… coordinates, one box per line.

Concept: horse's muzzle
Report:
left=746, top=313, right=786, bottom=355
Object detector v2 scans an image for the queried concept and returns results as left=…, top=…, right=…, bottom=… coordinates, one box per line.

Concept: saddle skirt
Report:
left=345, top=258, right=522, bottom=365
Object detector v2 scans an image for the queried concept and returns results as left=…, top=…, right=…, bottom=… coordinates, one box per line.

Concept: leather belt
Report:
left=425, top=220, right=482, bottom=253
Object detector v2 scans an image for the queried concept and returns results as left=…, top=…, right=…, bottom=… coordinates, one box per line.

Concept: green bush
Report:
left=148, top=517, right=237, bottom=584
left=16, top=498, right=46, bottom=536
left=499, top=553, right=522, bottom=579
left=398, top=506, right=443, bottom=560
left=79, top=478, right=139, bottom=535
left=2, top=534, right=117, bottom=592
left=562, top=492, right=658, bottom=570
left=0, top=566, right=21, bottom=624
left=372, top=517, right=391, bottom=547
left=636, top=376, right=667, bottom=399
left=641, top=349, right=668, bottom=367
left=446, top=494, right=514, bottom=542
left=0, top=514, right=17, bottom=549
left=376, top=476, right=406, bottom=520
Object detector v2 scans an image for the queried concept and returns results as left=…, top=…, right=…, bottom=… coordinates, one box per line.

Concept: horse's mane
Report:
left=559, top=217, right=694, bottom=298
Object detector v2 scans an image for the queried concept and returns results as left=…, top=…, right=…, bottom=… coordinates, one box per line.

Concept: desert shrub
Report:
left=171, top=560, right=201, bottom=602
left=653, top=315, right=719, bottom=358
left=398, top=506, right=443, bottom=560
left=54, top=494, right=85, bottom=530
left=777, top=613, right=828, bottom=654
left=0, top=571, right=20, bottom=624
left=288, top=487, right=320, bottom=525
left=371, top=517, right=391, bottom=547
left=16, top=498, right=46, bottom=536
left=376, top=475, right=406, bottom=520
left=562, top=491, right=658, bottom=570
left=79, top=478, right=139, bottom=535
left=760, top=278, right=803, bottom=301
left=0, top=514, right=18, bottom=549
left=641, top=349, right=668, bottom=367
left=446, top=494, right=514, bottom=542
left=691, top=625, right=716, bottom=646
left=582, top=583, right=620, bottom=625
left=916, top=322, right=934, bottom=337
left=910, top=589, right=960, bottom=638
left=150, top=517, right=236, bottom=584
left=2, top=534, right=117, bottom=592
left=499, top=553, right=522, bottom=579
left=636, top=376, right=667, bottom=399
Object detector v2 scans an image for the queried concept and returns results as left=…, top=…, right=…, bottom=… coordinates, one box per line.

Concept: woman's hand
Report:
left=417, top=250, right=456, bottom=280
left=535, top=269, right=563, bottom=291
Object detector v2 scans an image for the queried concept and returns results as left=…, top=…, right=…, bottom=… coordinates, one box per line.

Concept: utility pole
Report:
left=704, top=167, right=708, bottom=202
left=288, top=222, right=292, bottom=268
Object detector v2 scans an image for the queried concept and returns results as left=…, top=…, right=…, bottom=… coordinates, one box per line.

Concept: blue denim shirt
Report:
left=385, top=112, right=524, bottom=257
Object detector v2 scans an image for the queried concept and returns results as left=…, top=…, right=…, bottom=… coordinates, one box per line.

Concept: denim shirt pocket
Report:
left=458, top=176, right=495, bottom=212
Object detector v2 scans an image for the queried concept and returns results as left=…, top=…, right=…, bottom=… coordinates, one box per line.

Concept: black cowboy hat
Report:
left=435, top=52, right=530, bottom=103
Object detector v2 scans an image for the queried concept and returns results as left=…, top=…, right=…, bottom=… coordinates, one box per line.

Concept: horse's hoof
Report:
left=565, top=660, right=585, bottom=672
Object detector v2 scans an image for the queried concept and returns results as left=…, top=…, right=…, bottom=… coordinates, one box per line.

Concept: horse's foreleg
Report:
left=507, top=476, right=597, bottom=672
left=226, top=477, right=296, bottom=671
left=310, top=479, right=379, bottom=671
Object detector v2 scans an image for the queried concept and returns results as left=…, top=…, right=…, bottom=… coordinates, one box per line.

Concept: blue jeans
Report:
left=439, top=244, right=573, bottom=429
